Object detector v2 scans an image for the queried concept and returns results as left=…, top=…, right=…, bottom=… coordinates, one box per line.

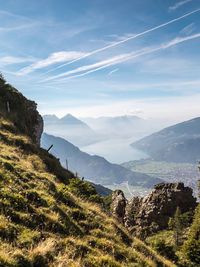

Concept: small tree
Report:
left=168, top=207, right=184, bottom=247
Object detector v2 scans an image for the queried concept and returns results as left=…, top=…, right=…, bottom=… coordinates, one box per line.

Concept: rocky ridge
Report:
left=111, top=182, right=197, bottom=236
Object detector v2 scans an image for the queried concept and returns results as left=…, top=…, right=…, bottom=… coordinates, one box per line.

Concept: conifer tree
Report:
left=168, top=207, right=184, bottom=247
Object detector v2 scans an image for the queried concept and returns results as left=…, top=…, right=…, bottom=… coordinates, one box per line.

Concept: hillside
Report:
left=0, top=76, right=176, bottom=266
left=131, top=117, right=200, bottom=163
left=41, top=133, right=162, bottom=188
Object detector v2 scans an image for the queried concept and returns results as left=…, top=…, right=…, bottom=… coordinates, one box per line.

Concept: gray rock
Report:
left=111, top=190, right=127, bottom=222
left=111, top=183, right=197, bottom=236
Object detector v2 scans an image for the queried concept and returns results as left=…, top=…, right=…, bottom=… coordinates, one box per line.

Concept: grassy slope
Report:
left=0, top=120, right=177, bottom=266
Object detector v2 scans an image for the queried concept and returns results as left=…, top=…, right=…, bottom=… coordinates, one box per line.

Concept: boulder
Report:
left=111, top=190, right=127, bottom=222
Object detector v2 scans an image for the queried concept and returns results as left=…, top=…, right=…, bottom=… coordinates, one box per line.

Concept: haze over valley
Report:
left=42, top=114, right=200, bottom=198
left=43, top=113, right=174, bottom=164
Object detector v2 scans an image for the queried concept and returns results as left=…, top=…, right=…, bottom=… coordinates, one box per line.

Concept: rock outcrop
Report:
left=111, top=190, right=127, bottom=222
left=111, top=183, right=197, bottom=236
left=0, top=79, right=43, bottom=145
left=27, top=101, right=43, bottom=145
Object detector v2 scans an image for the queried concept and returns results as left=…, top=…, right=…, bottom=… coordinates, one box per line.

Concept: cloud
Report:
left=0, top=56, right=36, bottom=67
left=105, top=80, right=200, bottom=92
left=0, top=10, right=31, bottom=20
left=44, top=8, right=200, bottom=74
left=0, top=23, right=37, bottom=33
left=180, top=23, right=195, bottom=35
left=41, top=54, right=129, bottom=82
left=108, top=68, right=119, bottom=75
left=42, top=32, right=200, bottom=82
left=0, top=9, right=38, bottom=33
left=169, top=0, right=192, bottom=11
left=17, top=51, right=86, bottom=75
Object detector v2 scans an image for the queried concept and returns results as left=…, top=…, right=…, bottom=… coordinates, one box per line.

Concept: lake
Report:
left=80, top=137, right=149, bottom=164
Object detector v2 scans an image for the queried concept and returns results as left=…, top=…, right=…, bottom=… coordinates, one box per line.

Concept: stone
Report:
left=111, top=190, right=127, bottom=222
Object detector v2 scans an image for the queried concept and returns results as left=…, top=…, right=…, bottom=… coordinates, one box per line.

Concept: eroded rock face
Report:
left=129, top=183, right=197, bottom=234
left=27, top=102, right=43, bottom=145
left=111, top=183, right=197, bottom=235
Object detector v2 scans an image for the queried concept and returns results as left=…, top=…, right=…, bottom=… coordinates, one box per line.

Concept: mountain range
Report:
left=43, top=114, right=100, bottom=147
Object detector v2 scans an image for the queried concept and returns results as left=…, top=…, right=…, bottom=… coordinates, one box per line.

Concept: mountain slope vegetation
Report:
left=0, top=75, right=175, bottom=266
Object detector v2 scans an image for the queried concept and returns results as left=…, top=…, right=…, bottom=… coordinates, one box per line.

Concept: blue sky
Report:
left=1, top=0, right=200, bottom=121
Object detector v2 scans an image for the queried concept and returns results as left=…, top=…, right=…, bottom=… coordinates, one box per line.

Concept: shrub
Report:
left=67, top=178, right=102, bottom=203
left=152, top=238, right=178, bottom=261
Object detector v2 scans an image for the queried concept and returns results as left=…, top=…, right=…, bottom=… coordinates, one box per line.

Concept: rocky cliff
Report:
left=0, top=75, right=43, bottom=144
left=111, top=182, right=197, bottom=237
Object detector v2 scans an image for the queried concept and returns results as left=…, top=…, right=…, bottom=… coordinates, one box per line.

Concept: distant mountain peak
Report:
left=62, top=113, right=75, bottom=119
left=60, top=113, right=90, bottom=127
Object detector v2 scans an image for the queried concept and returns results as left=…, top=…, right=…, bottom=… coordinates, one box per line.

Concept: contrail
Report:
left=45, top=8, right=200, bottom=74
left=42, top=32, right=200, bottom=82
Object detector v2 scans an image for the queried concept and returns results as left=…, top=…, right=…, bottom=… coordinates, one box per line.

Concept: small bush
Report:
left=152, top=239, right=178, bottom=261
left=67, top=178, right=102, bottom=203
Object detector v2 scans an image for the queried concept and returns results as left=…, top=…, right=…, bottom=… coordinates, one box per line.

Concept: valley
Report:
left=121, top=160, right=199, bottom=197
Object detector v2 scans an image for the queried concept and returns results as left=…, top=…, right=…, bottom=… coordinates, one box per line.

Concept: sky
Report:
left=1, top=0, right=200, bottom=122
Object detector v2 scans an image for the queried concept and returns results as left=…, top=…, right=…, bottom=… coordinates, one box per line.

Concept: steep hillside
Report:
left=41, top=133, right=162, bottom=188
left=0, top=76, right=175, bottom=266
left=131, top=117, right=200, bottom=163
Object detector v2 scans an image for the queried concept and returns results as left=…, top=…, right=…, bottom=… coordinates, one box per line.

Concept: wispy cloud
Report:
left=44, top=8, right=200, bottom=74
left=41, top=54, right=129, bottom=82
left=106, top=33, right=136, bottom=43
left=108, top=68, right=119, bottom=75
left=42, top=32, right=200, bottom=82
left=17, top=51, right=86, bottom=75
left=180, top=23, right=195, bottom=35
left=0, top=9, right=32, bottom=20
left=0, top=9, right=38, bottom=32
left=0, top=56, right=36, bottom=67
left=169, top=0, right=193, bottom=11
left=0, top=23, right=37, bottom=33
left=104, top=80, right=200, bottom=92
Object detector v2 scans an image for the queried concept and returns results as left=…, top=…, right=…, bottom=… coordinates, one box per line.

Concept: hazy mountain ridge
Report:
left=131, top=117, right=200, bottom=163
left=44, top=114, right=90, bottom=128
left=43, top=113, right=100, bottom=147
